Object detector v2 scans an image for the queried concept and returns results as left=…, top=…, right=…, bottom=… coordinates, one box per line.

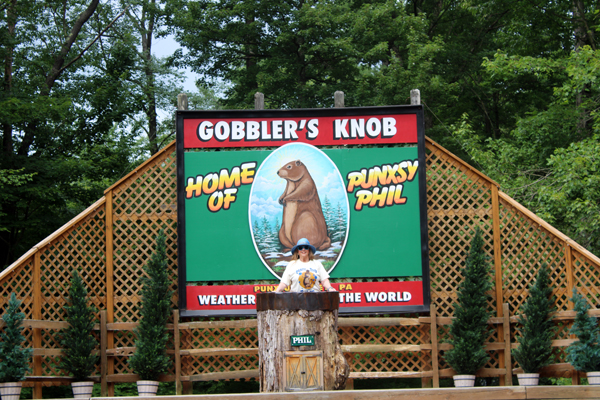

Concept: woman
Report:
left=275, top=238, right=337, bottom=293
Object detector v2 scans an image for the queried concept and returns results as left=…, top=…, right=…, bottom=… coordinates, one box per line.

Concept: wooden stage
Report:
left=92, top=386, right=600, bottom=400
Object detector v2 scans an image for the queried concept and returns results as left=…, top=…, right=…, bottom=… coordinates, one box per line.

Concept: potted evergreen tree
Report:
left=0, top=293, right=33, bottom=400
left=60, top=269, right=99, bottom=398
left=567, top=289, right=600, bottom=384
left=128, top=229, right=173, bottom=396
left=444, top=228, right=492, bottom=387
left=512, top=263, right=556, bottom=386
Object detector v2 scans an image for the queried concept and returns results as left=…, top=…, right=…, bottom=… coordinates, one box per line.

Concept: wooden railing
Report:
left=7, top=305, right=598, bottom=398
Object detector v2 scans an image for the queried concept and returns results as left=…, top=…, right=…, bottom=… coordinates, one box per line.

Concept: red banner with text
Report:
left=186, top=281, right=423, bottom=312
left=183, top=114, right=417, bottom=148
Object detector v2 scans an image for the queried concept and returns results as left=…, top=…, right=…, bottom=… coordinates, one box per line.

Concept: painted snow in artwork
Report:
left=249, top=143, right=349, bottom=278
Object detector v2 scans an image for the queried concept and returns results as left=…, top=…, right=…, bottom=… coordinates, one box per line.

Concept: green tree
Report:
left=567, top=290, right=600, bottom=372
left=129, top=229, right=173, bottom=380
left=169, top=0, right=367, bottom=109
left=0, top=0, right=144, bottom=268
left=512, top=263, right=556, bottom=373
left=110, top=0, right=185, bottom=155
left=0, top=293, right=32, bottom=382
left=444, top=227, right=492, bottom=375
left=60, top=270, right=98, bottom=381
left=454, top=46, right=600, bottom=255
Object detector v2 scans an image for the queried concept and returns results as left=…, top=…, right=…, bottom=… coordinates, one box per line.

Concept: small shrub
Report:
left=128, top=229, right=173, bottom=380
left=60, top=269, right=99, bottom=381
left=566, top=290, right=600, bottom=372
left=512, top=263, right=556, bottom=373
left=0, top=293, right=33, bottom=382
left=444, top=227, right=492, bottom=375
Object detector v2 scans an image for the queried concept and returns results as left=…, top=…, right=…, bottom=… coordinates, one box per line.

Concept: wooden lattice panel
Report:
left=185, top=355, right=259, bottom=375
left=111, top=148, right=178, bottom=322
left=338, top=324, right=430, bottom=374
left=111, top=149, right=177, bottom=218
left=572, top=249, right=600, bottom=307
left=112, top=219, right=178, bottom=322
left=339, top=325, right=428, bottom=346
left=425, top=143, right=496, bottom=318
left=499, top=198, right=569, bottom=313
left=179, top=326, right=258, bottom=376
left=39, top=206, right=107, bottom=321
left=345, top=351, right=429, bottom=373
left=0, top=259, right=34, bottom=318
left=183, top=327, right=258, bottom=349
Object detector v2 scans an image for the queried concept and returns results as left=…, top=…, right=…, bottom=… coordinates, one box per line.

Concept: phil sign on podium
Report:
left=176, top=106, right=430, bottom=316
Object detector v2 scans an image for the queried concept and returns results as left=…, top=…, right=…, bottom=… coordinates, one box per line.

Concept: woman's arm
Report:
left=321, top=278, right=336, bottom=292
left=274, top=281, right=288, bottom=293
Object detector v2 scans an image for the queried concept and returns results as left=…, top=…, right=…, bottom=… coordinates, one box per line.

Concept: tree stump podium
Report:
left=256, top=292, right=349, bottom=392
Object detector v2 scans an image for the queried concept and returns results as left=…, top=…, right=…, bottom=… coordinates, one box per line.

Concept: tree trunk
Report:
left=141, top=0, right=159, bottom=155
left=257, top=292, right=349, bottom=392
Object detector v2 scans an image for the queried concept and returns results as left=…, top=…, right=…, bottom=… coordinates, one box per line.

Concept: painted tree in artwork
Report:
left=322, top=196, right=334, bottom=238
left=261, top=217, right=279, bottom=253
left=332, top=203, right=347, bottom=244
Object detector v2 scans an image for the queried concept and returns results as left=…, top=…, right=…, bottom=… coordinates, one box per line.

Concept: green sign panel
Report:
left=184, top=146, right=422, bottom=281
left=291, top=335, right=315, bottom=347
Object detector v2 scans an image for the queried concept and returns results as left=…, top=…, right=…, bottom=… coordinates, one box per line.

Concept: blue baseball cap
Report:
left=291, top=238, right=316, bottom=254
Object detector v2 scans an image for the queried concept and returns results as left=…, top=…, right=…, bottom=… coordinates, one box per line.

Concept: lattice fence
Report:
left=1, top=136, right=600, bottom=398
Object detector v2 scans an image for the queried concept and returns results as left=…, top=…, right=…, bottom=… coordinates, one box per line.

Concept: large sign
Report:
left=177, top=106, right=430, bottom=316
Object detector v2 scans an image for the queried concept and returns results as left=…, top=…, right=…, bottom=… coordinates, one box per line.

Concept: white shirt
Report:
left=280, top=260, right=330, bottom=293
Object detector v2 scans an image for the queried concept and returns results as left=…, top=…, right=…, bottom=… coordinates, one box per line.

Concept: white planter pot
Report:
left=0, top=382, right=22, bottom=400
left=137, top=380, right=159, bottom=396
left=517, top=373, right=540, bottom=386
left=72, top=381, right=95, bottom=398
left=587, top=371, right=600, bottom=385
left=453, top=374, right=476, bottom=387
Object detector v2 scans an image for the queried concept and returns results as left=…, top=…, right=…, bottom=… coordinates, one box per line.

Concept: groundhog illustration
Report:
left=277, top=160, right=331, bottom=251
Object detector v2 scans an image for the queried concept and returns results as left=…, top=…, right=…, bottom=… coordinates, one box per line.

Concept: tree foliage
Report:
left=567, top=290, right=600, bottom=372
left=0, top=293, right=32, bottom=382
left=444, top=228, right=493, bottom=375
left=128, top=229, right=173, bottom=381
left=512, top=263, right=556, bottom=373
left=2, top=0, right=600, bottom=267
left=60, top=269, right=98, bottom=381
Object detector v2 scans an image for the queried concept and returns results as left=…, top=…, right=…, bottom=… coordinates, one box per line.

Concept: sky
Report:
left=152, top=35, right=199, bottom=94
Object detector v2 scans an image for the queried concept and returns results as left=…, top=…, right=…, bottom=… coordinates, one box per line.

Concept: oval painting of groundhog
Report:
left=249, top=143, right=349, bottom=279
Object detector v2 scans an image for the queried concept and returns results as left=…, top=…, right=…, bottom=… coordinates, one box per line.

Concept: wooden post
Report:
left=334, top=91, right=344, bottom=108
left=503, top=303, right=512, bottom=385
left=33, top=251, right=42, bottom=399
left=182, top=382, right=193, bottom=395
left=101, top=310, right=108, bottom=396
left=566, top=244, right=574, bottom=308
left=255, top=92, right=264, bottom=110
left=572, top=370, right=580, bottom=385
left=410, top=89, right=420, bottom=105
left=256, top=292, right=349, bottom=392
left=430, top=304, right=439, bottom=388
left=344, top=379, right=354, bottom=390
left=105, top=189, right=115, bottom=396
left=566, top=244, right=578, bottom=385
left=174, top=310, right=182, bottom=395
left=177, top=93, right=188, bottom=111
left=492, top=185, right=506, bottom=385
